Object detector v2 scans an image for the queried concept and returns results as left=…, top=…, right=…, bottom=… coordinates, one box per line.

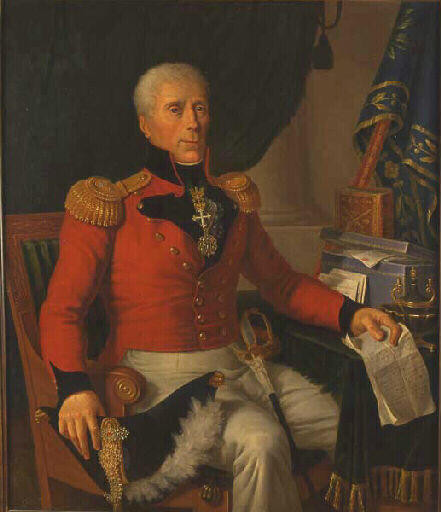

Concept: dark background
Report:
left=3, top=0, right=320, bottom=215
left=2, top=1, right=321, bottom=507
left=4, top=0, right=320, bottom=411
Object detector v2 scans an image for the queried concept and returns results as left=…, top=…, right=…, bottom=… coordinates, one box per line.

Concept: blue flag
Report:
left=354, top=2, right=439, bottom=249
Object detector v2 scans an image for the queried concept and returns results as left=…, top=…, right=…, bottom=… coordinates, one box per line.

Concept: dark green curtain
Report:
left=3, top=0, right=320, bottom=215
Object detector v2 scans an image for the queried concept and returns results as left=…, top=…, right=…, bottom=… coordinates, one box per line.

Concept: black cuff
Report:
left=338, top=297, right=365, bottom=335
left=50, top=363, right=94, bottom=408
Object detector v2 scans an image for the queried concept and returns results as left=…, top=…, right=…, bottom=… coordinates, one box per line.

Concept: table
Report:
left=237, top=291, right=438, bottom=512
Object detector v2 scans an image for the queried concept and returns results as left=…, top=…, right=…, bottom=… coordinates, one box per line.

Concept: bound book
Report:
left=335, top=186, right=394, bottom=238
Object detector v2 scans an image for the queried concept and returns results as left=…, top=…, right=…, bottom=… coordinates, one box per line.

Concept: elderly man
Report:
left=40, top=63, right=400, bottom=512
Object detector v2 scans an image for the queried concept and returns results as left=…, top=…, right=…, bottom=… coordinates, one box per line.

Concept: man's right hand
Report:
left=58, top=390, right=106, bottom=460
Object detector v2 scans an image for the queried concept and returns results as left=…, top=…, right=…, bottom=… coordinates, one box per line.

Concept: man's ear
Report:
left=139, top=115, right=151, bottom=140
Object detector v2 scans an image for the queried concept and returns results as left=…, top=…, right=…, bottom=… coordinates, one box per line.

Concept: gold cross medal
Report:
left=190, top=186, right=218, bottom=257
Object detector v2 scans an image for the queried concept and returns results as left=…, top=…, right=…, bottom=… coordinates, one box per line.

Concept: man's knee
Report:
left=242, top=426, right=289, bottom=463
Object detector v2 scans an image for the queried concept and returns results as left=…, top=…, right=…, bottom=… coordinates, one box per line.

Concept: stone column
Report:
left=248, top=101, right=316, bottom=226
left=241, top=101, right=324, bottom=281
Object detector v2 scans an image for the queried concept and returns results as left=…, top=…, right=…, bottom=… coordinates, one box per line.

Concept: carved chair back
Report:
left=6, top=213, right=107, bottom=506
left=6, top=212, right=326, bottom=512
left=5, top=212, right=229, bottom=512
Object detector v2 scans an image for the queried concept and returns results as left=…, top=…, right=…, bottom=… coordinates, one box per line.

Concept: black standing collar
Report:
left=145, top=141, right=204, bottom=186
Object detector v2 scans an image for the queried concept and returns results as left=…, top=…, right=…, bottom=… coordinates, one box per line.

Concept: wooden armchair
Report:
left=6, top=213, right=232, bottom=512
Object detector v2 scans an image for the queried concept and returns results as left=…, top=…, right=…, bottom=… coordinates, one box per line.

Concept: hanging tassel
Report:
left=349, top=485, right=357, bottom=512
left=325, top=472, right=338, bottom=507
left=357, top=486, right=367, bottom=512
left=397, top=469, right=411, bottom=502
left=388, top=468, right=395, bottom=497
left=333, top=476, right=343, bottom=510
left=312, top=1, right=343, bottom=70
left=410, top=472, right=419, bottom=503
left=325, top=472, right=344, bottom=510
left=423, top=469, right=433, bottom=504
left=394, top=468, right=400, bottom=496
left=312, top=31, right=334, bottom=70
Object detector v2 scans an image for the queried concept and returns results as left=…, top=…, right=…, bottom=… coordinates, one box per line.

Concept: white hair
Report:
left=133, top=63, right=209, bottom=118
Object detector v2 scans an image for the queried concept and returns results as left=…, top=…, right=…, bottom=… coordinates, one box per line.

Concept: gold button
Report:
left=197, top=279, right=205, bottom=289
left=217, top=294, right=225, bottom=303
left=218, top=311, right=227, bottom=320
left=199, top=331, right=207, bottom=341
left=170, top=247, right=180, bottom=255
left=137, top=202, right=143, bottom=210
left=196, top=313, right=205, bottom=324
left=195, top=296, right=204, bottom=307
left=133, top=191, right=140, bottom=196
left=220, top=327, right=228, bottom=337
left=182, top=261, right=191, bottom=271
left=155, top=232, right=165, bottom=241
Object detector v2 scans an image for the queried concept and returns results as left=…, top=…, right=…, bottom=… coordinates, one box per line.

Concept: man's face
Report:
left=139, top=80, right=209, bottom=164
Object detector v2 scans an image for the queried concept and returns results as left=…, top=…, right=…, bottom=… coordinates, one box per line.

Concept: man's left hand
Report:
left=349, top=308, right=402, bottom=346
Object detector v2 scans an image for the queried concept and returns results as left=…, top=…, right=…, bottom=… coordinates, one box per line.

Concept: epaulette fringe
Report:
left=215, top=172, right=261, bottom=213
left=65, top=171, right=151, bottom=227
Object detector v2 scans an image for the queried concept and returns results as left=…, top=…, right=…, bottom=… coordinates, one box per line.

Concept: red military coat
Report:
left=40, top=165, right=344, bottom=378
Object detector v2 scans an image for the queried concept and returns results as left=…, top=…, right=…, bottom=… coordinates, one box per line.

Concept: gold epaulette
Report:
left=215, top=172, right=261, bottom=213
left=65, top=171, right=151, bottom=227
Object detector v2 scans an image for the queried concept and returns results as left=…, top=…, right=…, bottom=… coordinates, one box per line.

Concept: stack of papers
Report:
left=344, top=325, right=436, bottom=426
left=319, top=268, right=367, bottom=303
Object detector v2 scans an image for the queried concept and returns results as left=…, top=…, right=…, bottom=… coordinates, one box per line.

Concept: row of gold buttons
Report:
left=194, top=293, right=226, bottom=307
left=196, top=310, right=227, bottom=324
left=153, top=231, right=193, bottom=272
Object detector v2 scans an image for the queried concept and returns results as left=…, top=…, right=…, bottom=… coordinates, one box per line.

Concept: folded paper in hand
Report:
left=344, top=325, right=436, bottom=426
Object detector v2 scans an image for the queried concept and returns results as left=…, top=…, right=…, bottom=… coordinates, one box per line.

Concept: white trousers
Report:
left=121, top=346, right=339, bottom=512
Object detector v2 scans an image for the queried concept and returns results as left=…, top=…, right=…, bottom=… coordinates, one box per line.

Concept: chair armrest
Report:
left=86, top=361, right=146, bottom=417
left=105, top=365, right=146, bottom=406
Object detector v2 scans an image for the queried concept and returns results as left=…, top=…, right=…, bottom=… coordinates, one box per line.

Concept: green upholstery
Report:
left=22, top=239, right=59, bottom=314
